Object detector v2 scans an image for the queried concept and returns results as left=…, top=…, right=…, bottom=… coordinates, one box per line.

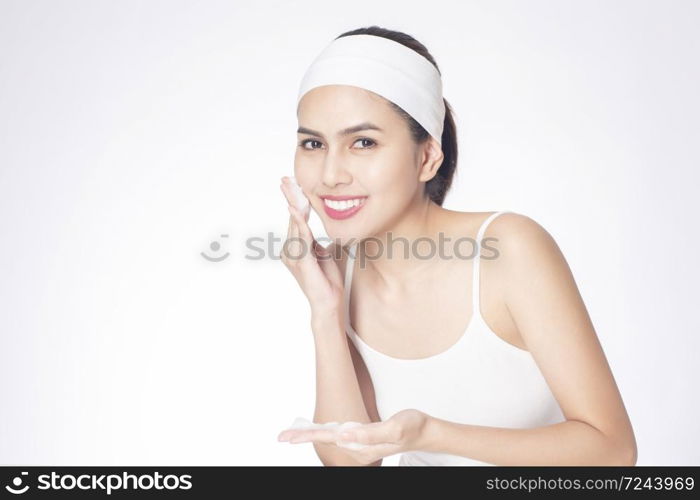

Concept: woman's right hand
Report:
left=280, top=176, right=344, bottom=320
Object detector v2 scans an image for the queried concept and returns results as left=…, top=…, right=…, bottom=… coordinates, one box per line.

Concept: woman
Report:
left=277, top=25, right=637, bottom=466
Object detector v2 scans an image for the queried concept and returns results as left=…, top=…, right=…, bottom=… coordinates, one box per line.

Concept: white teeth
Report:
left=323, top=198, right=366, bottom=211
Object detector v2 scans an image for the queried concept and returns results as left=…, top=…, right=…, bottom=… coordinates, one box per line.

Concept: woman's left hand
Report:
left=277, top=409, right=432, bottom=464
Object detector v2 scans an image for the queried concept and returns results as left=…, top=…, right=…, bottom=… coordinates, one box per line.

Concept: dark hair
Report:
left=335, top=26, right=458, bottom=206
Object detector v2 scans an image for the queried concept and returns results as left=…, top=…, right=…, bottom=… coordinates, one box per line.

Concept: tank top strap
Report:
left=472, top=211, right=513, bottom=315
left=344, top=242, right=358, bottom=316
left=345, top=243, right=358, bottom=288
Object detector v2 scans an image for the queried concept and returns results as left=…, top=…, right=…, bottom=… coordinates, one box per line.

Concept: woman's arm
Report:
left=279, top=185, right=381, bottom=466
left=419, top=213, right=637, bottom=465
left=308, top=312, right=382, bottom=466
left=420, top=416, right=635, bottom=465
left=306, top=246, right=382, bottom=467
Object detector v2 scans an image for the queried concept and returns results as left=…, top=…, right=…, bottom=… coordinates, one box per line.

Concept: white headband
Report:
left=297, top=34, right=445, bottom=146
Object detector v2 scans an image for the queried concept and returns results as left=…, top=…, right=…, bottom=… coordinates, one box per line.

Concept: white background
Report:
left=1, top=0, right=698, bottom=466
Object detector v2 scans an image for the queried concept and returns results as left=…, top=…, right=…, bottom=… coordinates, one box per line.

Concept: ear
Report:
left=417, top=136, right=444, bottom=183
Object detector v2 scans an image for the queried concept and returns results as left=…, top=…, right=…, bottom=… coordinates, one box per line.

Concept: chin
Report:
left=322, top=219, right=380, bottom=251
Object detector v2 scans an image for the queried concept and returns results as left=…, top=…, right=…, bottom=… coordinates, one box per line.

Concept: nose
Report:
left=321, top=146, right=352, bottom=188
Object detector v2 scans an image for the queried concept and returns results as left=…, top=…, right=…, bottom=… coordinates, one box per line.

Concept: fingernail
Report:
left=340, top=432, right=353, bottom=440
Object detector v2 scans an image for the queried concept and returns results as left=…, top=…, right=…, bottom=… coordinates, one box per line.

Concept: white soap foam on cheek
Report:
left=286, top=417, right=367, bottom=450
left=288, top=176, right=311, bottom=220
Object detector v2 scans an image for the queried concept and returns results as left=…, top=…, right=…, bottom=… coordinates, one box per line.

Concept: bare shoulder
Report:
left=479, top=211, right=562, bottom=267
left=447, top=210, right=557, bottom=262
left=483, top=211, right=582, bottom=336
left=482, top=211, right=552, bottom=240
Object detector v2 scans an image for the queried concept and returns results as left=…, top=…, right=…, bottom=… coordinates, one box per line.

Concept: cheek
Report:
left=292, top=170, right=315, bottom=197
left=293, top=151, right=322, bottom=180
left=293, top=150, right=304, bottom=171
left=293, top=153, right=311, bottom=180
left=363, top=155, right=417, bottom=195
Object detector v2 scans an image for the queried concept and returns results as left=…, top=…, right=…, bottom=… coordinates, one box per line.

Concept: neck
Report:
left=354, top=196, right=452, bottom=294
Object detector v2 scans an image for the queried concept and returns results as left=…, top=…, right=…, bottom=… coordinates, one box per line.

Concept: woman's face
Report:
left=295, top=84, right=436, bottom=246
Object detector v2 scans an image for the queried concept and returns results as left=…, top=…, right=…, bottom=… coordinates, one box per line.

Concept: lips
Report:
left=320, top=194, right=368, bottom=201
left=321, top=196, right=368, bottom=220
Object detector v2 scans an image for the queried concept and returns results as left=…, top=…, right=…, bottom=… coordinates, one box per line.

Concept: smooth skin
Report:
left=278, top=84, right=637, bottom=465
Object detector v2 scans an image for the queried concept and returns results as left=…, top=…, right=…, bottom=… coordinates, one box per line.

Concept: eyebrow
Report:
left=296, top=122, right=384, bottom=138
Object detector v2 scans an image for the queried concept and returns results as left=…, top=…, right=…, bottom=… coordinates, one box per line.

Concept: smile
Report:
left=322, top=197, right=368, bottom=220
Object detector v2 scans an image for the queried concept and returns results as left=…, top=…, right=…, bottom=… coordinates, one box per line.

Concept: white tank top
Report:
left=343, top=210, right=566, bottom=466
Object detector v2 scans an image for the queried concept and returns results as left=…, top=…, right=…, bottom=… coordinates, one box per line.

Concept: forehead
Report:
left=297, top=84, right=393, bottom=120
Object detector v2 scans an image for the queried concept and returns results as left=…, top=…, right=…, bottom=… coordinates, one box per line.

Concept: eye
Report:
left=298, top=138, right=376, bottom=150
left=353, top=138, right=376, bottom=149
left=298, top=139, right=323, bottom=150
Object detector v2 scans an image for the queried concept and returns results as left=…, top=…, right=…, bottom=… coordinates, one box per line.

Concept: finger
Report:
left=280, top=177, right=295, bottom=207
left=338, top=421, right=400, bottom=446
left=283, top=218, right=300, bottom=261
left=284, top=428, right=340, bottom=445
left=282, top=183, right=296, bottom=242
left=288, top=201, right=314, bottom=242
left=287, top=205, right=314, bottom=261
left=281, top=176, right=310, bottom=224
left=284, top=191, right=295, bottom=242
left=280, top=182, right=310, bottom=244
left=281, top=180, right=314, bottom=240
left=282, top=186, right=303, bottom=260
